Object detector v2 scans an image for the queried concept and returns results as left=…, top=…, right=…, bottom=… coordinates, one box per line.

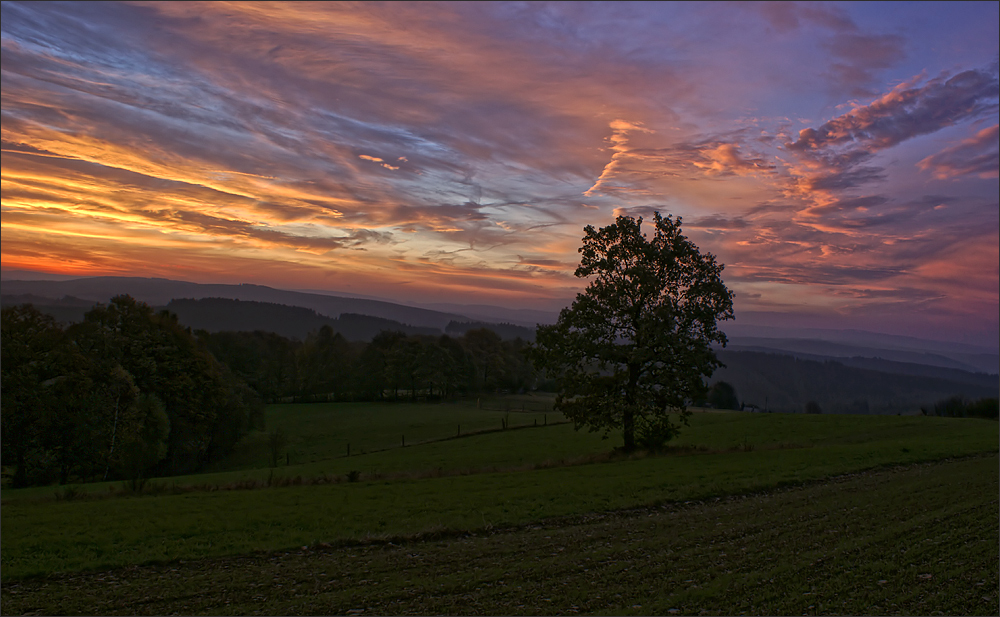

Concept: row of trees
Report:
left=1, top=297, right=264, bottom=488
left=201, top=326, right=539, bottom=403
left=922, top=396, right=999, bottom=419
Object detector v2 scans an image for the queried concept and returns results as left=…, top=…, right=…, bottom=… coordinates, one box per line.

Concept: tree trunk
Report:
left=14, top=448, right=28, bottom=488
left=104, top=393, right=122, bottom=481
left=623, top=362, right=639, bottom=452
left=622, top=406, right=636, bottom=452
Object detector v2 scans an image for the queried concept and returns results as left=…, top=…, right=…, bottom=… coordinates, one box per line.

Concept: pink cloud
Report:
left=789, top=67, right=998, bottom=152
left=917, top=125, right=999, bottom=180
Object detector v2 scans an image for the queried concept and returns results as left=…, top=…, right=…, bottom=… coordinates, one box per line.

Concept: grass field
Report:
left=206, top=394, right=565, bottom=473
left=4, top=400, right=991, bottom=502
left=1, top=396, right=571, bottom=502
left=1, top=401, right=997, bottom=589
left=2, top=455, right=996, bottom=615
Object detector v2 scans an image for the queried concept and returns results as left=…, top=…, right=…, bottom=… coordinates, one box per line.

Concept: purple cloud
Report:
left=918, top=124, right=1000, bottom=180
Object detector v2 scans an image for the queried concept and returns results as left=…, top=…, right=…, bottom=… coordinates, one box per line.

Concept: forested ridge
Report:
left=164, top=297, right=443, bottom=341
left=713, top=350, right=999, bottom=414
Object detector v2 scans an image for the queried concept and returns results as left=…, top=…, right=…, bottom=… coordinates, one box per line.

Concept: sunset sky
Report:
left=2, top=2, right=998, bottom=344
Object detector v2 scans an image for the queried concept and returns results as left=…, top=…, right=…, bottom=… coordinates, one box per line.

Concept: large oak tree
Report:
left=530, top=213, right=734, bottom=451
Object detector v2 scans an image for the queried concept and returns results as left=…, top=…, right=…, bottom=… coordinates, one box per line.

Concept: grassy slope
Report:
left=5, top=404, right=987, bottom=502
left=2, top=455, right=996, bottom=616
left=208, top=397, right=564, bottom=473
left=1, top=398, right=570, bottom=502
left=1, top=408, right=996, bottom=580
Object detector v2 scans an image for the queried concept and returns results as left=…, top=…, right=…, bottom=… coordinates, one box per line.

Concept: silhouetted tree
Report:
left=465, top=328, right=506, bottom=392
left=707, top=381, right=740, bottom=410
left=1, top=305, right=67, bottom=486
left=116, top=394, right=170, bottom=491
left=1, top=296, right=263, bottom=483
left=530, top=213, right=734, bottom=451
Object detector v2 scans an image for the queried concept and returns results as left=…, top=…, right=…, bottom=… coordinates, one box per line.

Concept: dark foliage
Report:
left=198, top=327, right=538, bottom=404
left=529, top=213, right=734, bottom=451
left=1, top=297, right=263, bottom=486
left=706, top=381, right=741, bottom=410
left=445, top=320, right=536, bottom=341
left=923, top=396, right=999, bottom=420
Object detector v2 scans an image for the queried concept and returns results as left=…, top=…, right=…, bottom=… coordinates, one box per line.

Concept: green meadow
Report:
left=1, top=400, right=997, bottom=591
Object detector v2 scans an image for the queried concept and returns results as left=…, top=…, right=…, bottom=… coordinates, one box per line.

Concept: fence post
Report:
left=457, top=424, right=461, bottom=437
left=347, top=443, right=350, bottom=457
left=402, top=434, right=405, bottom=447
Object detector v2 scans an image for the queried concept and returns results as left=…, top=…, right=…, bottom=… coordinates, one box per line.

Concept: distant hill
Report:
left=0, top=294, right=94, bottom=324
left=5, top=273, right=997, bottom=378
left=724, top=336, right=998, bottom=375
left=712, top=350, right=999, bottom=415
left=0, top=293, right=508, bottom=342
left=1, top=276, right=467, bottom=330
left=165, top=298, right=332, bottom=339
left=723, top=327, right=998, bottom=375
left=445, top=320, right=536, bottom=341
left=420, top=302, right=559, bottom=329
left=726, top=348, right=998, bottom=388
left=165, top=298, right=441, bottom=341
left=1, top=277, right=548, bottom=342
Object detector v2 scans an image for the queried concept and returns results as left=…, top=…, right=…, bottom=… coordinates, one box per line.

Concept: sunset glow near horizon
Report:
left=2, top=2, right=998, bottom=345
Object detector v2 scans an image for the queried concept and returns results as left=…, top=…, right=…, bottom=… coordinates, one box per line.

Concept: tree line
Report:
left=2, top=296, right=264, bottom=488
left=922, top=395, right=999, bottom=419
left=200, top=324, right=540, bottom=404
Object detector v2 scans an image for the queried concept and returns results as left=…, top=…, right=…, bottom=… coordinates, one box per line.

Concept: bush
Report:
left=635, top=415, right=684, bottom=451
left=707, top=381, right=740, bottom=410
left=966, top=397, right=999, bottom=420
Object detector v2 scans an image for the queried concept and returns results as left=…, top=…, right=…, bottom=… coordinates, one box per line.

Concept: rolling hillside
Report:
left=712, top=350, right=999, bottom=414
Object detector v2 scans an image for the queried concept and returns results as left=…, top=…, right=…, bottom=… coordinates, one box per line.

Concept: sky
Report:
left=2, top=1, right=998, bottom=345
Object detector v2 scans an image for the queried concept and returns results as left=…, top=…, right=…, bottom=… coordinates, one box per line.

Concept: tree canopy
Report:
left=1, top=296, right=264, bottom=487
left=530, top=212, right=734, bottom=451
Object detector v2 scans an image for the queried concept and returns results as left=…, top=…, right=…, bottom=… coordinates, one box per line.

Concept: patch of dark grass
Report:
left=4, top=455, right=995, bottom=616
left=53, top=485, right=82, bottom=502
